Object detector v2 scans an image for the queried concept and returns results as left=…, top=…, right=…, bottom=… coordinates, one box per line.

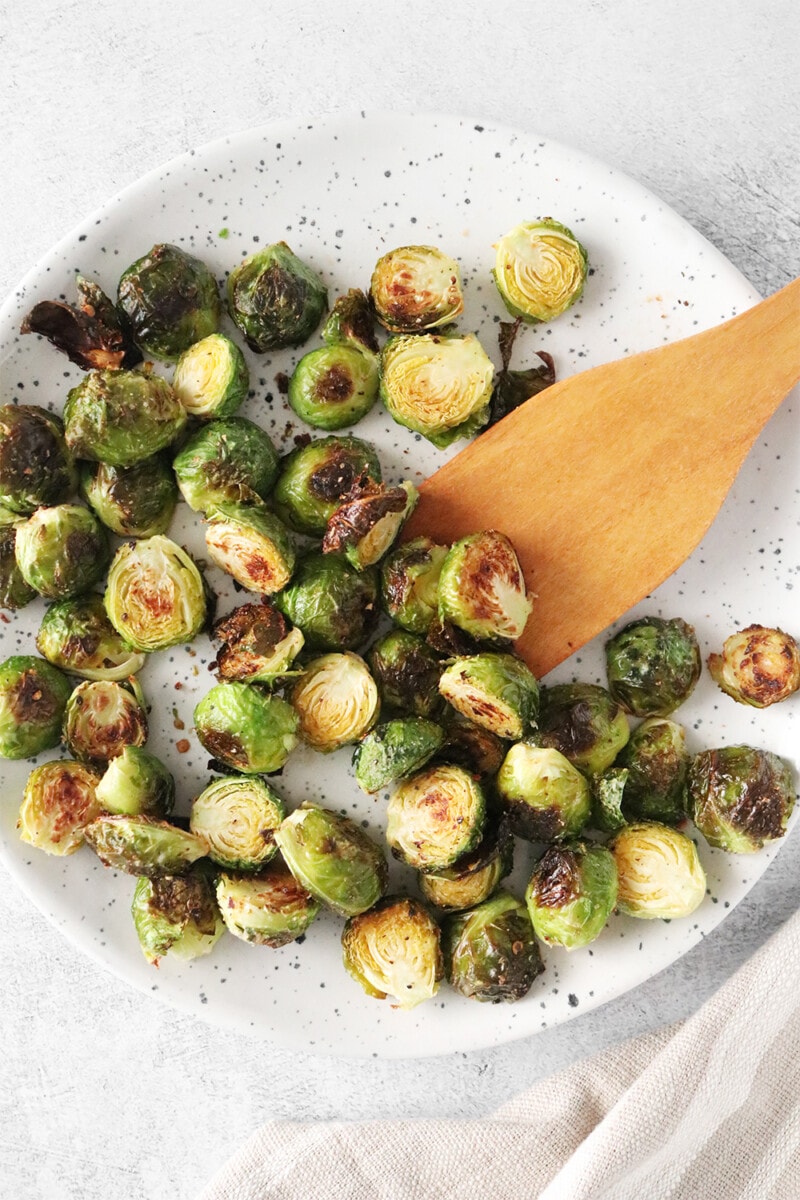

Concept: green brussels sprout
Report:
left=20, top=273, right=141, bottom=372
left=205, top=504, right=296, bottom=595
left=611, top=821, right=706, bottom=919
left=64, top=369, right=187, bottom=466
left=216, top=861, right=320, bottom=947
left=438, top=652, right=540, bottom=740
left=0, top=525, right=36, bottom=610
left=590, top=767, right=629, bottom=833
left=342, top=896, right=444, bottom=1008
left=226, top=242, right=328, bottom=353
left=171, top=333, right=249, bottom=419
left=689, top=746, right=796, bottom=854
left=493, top=218, right=588, bottom=323
left=353, top=718, right=445, bottom=794
left=288, top=344, right=379, bottom=431
left=380, top=332, right=494, bottom=448
left=0, top=655, right=72, bottom=759
left=117, top=243, right=221, bottom=361
left=386, top=763, right=486, bottom=871
left=62, top=677, right=148, bottom=765
left=419, top=824, right=513, bottom=912
left=290, top=652, right=378, bottom=753
left=442, top=890, right=543, bottom=1003
left=368, top=628, right=443, bottom=718
left=434, top=714, right=507, bottom=780
left=536, top=683, right=630, bottom=776
left=17, top=760, right=102, bottom=855
left=274, top=803, right=388, bottom=917
left=190, top=776, right=285, bottom=871
left=323, top=479, right=417, bottom=571
left=193, top=682, right=299, bottom=774
left=497, top=743, right=591, bottom=842
left=212, top=603, right=304, bottom=686
left=172, top=416, right=280, bottom=514
left=525, top=842, right=618, bottom=949
left=370, top=245, right=464, bottom=333
left=322, top=289, right=378, bottom=353
left=707, top=625, right=800, bottom=708
left=95, top=745, right=175, bottom=817
left=605, top=617, right=702, bottom=718
left=132, top=869, right=224, bottom=965
left=0, top=405, right=77, bottom=515
left=275, top=552, right=378, bottom=651
left=80, top=455, right=177, bottom=538
left=273, top=435, right=382, bottom=536
left=104, top=535, right=208, bottom=652
left=36, top=594, right=147, bottom=681
left=85, top=815, right=209, bottom=877
left=15, top=504, right=109, bottom=599
left=438, top=530, right=532, bottom=642
left=381, top=535, right=449, bottom=634
left=616, top=717, right=689, bottom=824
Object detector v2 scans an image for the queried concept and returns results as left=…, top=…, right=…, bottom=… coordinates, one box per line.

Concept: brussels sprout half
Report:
left=438, top=531, right=532, bottom=642
left=190, top=776, right=285, bottom=871
left=105, top=535, right=208, bottom=653
left=381, top=535, right=449, bottom=634
left=85, top=815, right=209, bottom=877
left=226, top=242, right=328, bottom=353
left=212, top=603, right=304, bottom=686
left=171, top=333, right=249, bottom=419
left=0, top=525, right=36, bottom=610
left=194, top=682, right=299, bottom=775
left=605, top=617, right=701, bottom=718
left=353, top=718, right=444, bottom=794
left=322, top=289, right=378, bottom=353
left=493, top=218, right=588, bottom=323
left=64, top=369, right=187, bottom=466
left=275, top=553, right=379, bottom=652
left=370, top=245, right=464, bottom=333
left=17, top=760, right=102, bottom=855
left=611, top=822, right=706, bottom=920
left=435, top=714, right=507, bottom=781
left=20, top=274, right=141, bottom=372
left=497, top=744, right=591, bottom=842
left=63, top=678, right=148, bottom=765
left=380, top=332, right=494, bottom=448
left=443, top=890, right=543, bottom=1003
left=216, top=861, right=320, bottom=947
left=0, top=655, right=72, bottom=759
left=80, top=455, right=177, bottom=539
left=288, top=344, right=379, bottom=431
left=368, top=628, right=443, bottom=719
left=15, top=504, right=109, bottom=599
left=386, top=763, right=485, bottom=872
left=173, top=417, right=280, bottom=515
left=708, top=625, right=800, bottom=708
left=323, top=479, right=417, bottom=571
left=616, top=717, right=689, bottom=824
left=689, top=746, right=796, bottom=854
left=132, top=870, right=224, bottom=965
left=95, top=746, right=175, bottom=818
left=536, top=683, right=630, bottom=776
left=0, top=405, right=77, bottom=515
left=37, top=594, right=147, bottom=681
left=117, top=243, right=221, bottom=361
left=525, top=842, right=618, bottom=950
left=291, top=653, right=378, bottom=753
left=274, top=803, right=388, bottom=918
left=205, top=504, right=296, bottom=595
left=342, top=896, right=444, bottom=1009
left=273, top=435, right=382, bottom=536
left=439, top=652, right=539, bottom=740
left=419, top=824, right=514, bottom=912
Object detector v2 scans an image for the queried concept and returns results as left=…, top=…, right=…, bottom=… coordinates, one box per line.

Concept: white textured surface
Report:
left=1, top=2, right=799, bottom=1197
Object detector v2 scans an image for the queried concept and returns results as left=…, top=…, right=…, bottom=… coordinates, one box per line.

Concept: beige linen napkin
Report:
left=199, top=909, right=800, bottom=1200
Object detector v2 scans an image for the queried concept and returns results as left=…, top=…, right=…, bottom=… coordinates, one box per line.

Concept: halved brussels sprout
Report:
left=438, top=653, right=539, bottom=740
left=442, top=890, right=543, bottom=1003
left=288, top=344, right=379, bottom=430
left=37, top=594, right=147, bottom=681
left=17, top=760, right=102, bottom=855
left=342, top=896, right=444, bottom=1008
left=64, top=369, right=187, bottom=466
left=323, top=479, right=417, bottom=571
left=493, top=219, right=588, bottom=323
left=708, top=625, right=800, bottom=708
left=322, top=289, right=378, bottom=353
left=611, top=822, right=706, bottom=919
left=689, top=746, right=795, bottom=854
left=117, top=243, right=221, bottom=361
left=0, top=405, right=77, bottom=515
left=605, top=617, right=701, bottom=718
left=216, top=861, right=320, bottom=947
left=419, top=824, right=513, bottom=912
left=370, top=245, right=464, bottom=333
left=525, top=842, right=618, bottom=949
left=0, top=655, right=72, bottom=759
left=205, top=504, right=296, bottom=595
left=80, top=455, right=177, bottom=538
left=497, top=743, right=591, bottom=842
left=438, top=530, right=532, bottom=642
left=380, top=332, right=494, bottom=448
left=63, top=678, right=148, bottom=764
left=616, top=717, right=689, bottom=824
left=274, top=803, right=388, bottom=917
left=353, top=718, right=444, bottom=794
left=536, top=683, right=630, bottom=776
left=15, top=504, right=109, bottom=599
left=20, top=274, right=140, bottom=371
left=273, top=435, right=382, bottom=536
left=212, top=603, right=304, bottom=686
left=173, top=417, right=280, bottom=515
left=435, top=714, right=507, bottom=781
left=275, top=552, right=379, bottom=652
left=368, top=628, right=443, bottom=718
left=226, top=242, right=328, bottom=352
left=104, top=535, right=208, bottom=652
left=194, top=682, right=299, bottom=774
left=190, top=776, right=285, bottom=871
left=132, top=869, right=224, bottom=965
left=381, top=535, right=449, bottom=634
left=0, top=525, right=36, bottom=610
left=95, top=746, right=175, bottom=817
left=386, top=763, right=485, bottom=871
left=290, top=653, right=378, bottom=753
left=85, top=814, right=209, bottom=877
left=590, top=767, right=629, bottom=833
left=171, top=333, right=249, bottom=419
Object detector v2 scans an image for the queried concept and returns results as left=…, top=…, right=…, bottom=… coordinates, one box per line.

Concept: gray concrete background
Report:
left=1, top=2, right=798, bottom=1197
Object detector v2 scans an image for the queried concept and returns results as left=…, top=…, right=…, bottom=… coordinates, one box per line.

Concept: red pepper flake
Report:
left=0, top=613, right=9, bottom=624
left=176, top=739, right=190, bottom=754
left=172, top=706, right=185, bottom=731
left=174, top=682, right=183, bottom=690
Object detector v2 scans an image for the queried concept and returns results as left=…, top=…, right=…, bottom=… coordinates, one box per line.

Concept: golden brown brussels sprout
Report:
left=438, top=652, right=539, bottom=740
left=274, top=803, right=388, bottom=917
left=117, top=243, right=221, bottom=361
left=342, top=896, right=444, bottom=1008
left=226, top=242, right=327, bottom=353
left=0, top=525, right=36, bottom=610
left=418, top=824, right=513, bottom=912
left=616, top=717, right=689, bottom=824
left=171, top=333, right=249, bottom=419
left=707, top=625, right=800, bottom=708
left=190, top=776, right=285, bottom=871
left=370, top=245, right=464, bottom=333
left=368, top=628, right=443, bottom=718
left=386, top=763, right=486, bottom=872
left=84, top=814, right=209, bottom=877
left=0, top=655, right=72, bottom=759
left=273, top=435, right=382, bottom=536
left=62, top=678, right=148, bottom=765
left=80, top=455, right=177, bottom=539
left=172, top=417, right=281, bottom=514
left=590, top=766, right=629, bottom=833
left=132, top=869, right=224, bottom=965
left=0, top=405, right=77, bottom=515
left=288, top=344, right=379, bottom=430
left=64, top=369, right=187, bottom=466
left=37, top=594, right=146, bottom=682
left=353, top=717, right=444, bottom=794
left=216, top=860, right=320, bottom=947
left=525, top=842, right=618, bottom=949
left=275, top=552, right=379, bottom=652
left=212, top=603, right=304, bottom=686
left=438, top=530, right=532, bottom=642
left=322, top=478, right=417, bottom=571
left=605, top=617, right=701, bottom=718
left=493, top=219, right=588, bottom=323
left=536, top=683, right=629, bottom=776
left=435, top=714, right=507, bottom=781
left=95, top=746, right=175, bottom=818
left=104, top=535, right=208, bottom=652
left=611, top=822, right=706, bottom=919
left=442, top=890, right=543, bottom=1003
left=290, top=652, right=379, bottom=753
left=205, top=504, right=296, bottom=595
left=193, top=682, right=299, bottom=775
left=17, top=760, right=102, bottom=855
left=497, top=744, right=591, bottom=842
left=15, top=504, right=109, bottom=599
left=322, top=289, right=378, bottom=353
left=380, top=332, right=494, bottom=448
left=689, top=746, right=796, bottom=854
left=21, top=274, right=141, bottom=371
left=381, top=535, right=449, bottom=634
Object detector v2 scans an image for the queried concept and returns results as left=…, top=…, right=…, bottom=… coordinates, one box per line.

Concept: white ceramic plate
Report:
left=1, top=113, right=796, bottom=1058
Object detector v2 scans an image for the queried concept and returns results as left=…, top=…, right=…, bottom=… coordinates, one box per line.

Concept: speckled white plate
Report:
left=0, top=112, right=797, bottom=1058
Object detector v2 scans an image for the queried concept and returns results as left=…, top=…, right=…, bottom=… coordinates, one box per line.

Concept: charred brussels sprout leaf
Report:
left=611, top=822, right=706, bottom=919
left=0, top=405, right=77, bottom=515
left=443, top=890, right=543, bottom=1003
left=342, top=896, right=443, bottom=1008
left=80, top=455, right=177, bottom=539
left=288, top=344, right=379, bottom=430
left=226, top=242, right=327, bottom=353
left=438, top=652, right=539, bottom=740
left=173, top=417, right=280, bottom=513
left=37, top=594, right=146, bottom=681
left=18, top=760, right=102, bottom=854
left=117, top=243, right=221, bottom=361
left=616, top=717, right=689, bottom=823
left=525, top=842, right=618, bottom=949
left=438, top=530, right=532, bottom=642
left=275, top=552, right=378, bottom=652
left=205, top=503, right=296, bottom=595
left=322, top=289, right=378, bottom=353
left=0, top=526, right=36, bottom=610
left=386, top=763, right=485, bottom=871
left=15, top=504, right=109, bottom=599
left=323, top=478, right=417, bottom=571
left=85, top=815, right=209, bottom=877
left=605, top=617, right=701, bottom=717
left=0, top=655, right=72, bottom=759
left=380, top=332, right=494, bottom=448
left=171, top=333, right=249, bottom=419
left=64, top=369, right=187, bottom=466
left=194, top=682, right=299, bottom=775
left=489, top=319, right=557, bottom=426
left=274, top=803, right=388, bottom=917
left=370, top=245, right=464, bottom=333
left=497, top=744, right=591, bottom=842
left=63, top=678, right=148, bottom=765
left=435, top=714, right=507, bottom=780
left=216, top=861, right=320, bottom=947
left=536, top=683, right=629, bottom=776
left=95, top=746, right=175, bottom=818
left=212, top=603, right=304, bottom=686
left=353, top=718, right=444, bottom=794
left=689, top=746, right=796, bottom=854
left=708, top=625, right=800, bottom=708
left=291, top=653, right=378, bottom=753
left=368, top=628, right=443, bottom=718
left=21, top=274, right=140, bottom=371
left=105, top=535, right=208, bottom=653
left=273, top=435, right=382, bottom=536
left=493, top=219, right=588, bottom=323
left=381, top=535, right=449, bottom=634
left=419, top=824, right=513, bottom=912
left=132, top=869, right=224, bottom=965
left=190, top=776, right=285, bottom=871
left=590, top=767, right=629, bottom=833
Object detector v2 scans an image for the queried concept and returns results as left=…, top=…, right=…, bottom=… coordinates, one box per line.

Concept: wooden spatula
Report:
left=403, top=276, right=800, bottom=678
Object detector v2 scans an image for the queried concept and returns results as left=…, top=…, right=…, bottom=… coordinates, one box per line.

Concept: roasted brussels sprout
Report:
left=438, top=653, right=539, bottom=740
left=104, top=535, right=208, bottom=652
left=322, top=288, right=378, bottom=353
left=190, top=776, right=285, bottom=871
left=386, top=763, right=485, bottom=871
left=0, top=655, right=72, bottom=759
left=275, top=552, right=378, bottom=651
left=274, top=803, right=388, bottom=917
left=438, top=530, right=532, bottom=642
left=171, top=332, right=249, bottom=419
left=20, top=274, right=140, bottom=371
left=419, top=824, right=513, bottom=912
left=353, top=717, right=444, bottom=793
left=17, top=760, right=102, bottom=854
left=37, top=594, right=146, bottom=681
left=370, top=245, right=464, bottom=333
left=85, top=814, right=209, bottom=877
left=342, top=896, right=443, bottom=1008
left=15, top=504, right=109, bottom=599
left=194, top=682, right=299, bottom=774
left=64, top=369, right=187, bottom=466
left=381, top=535, right=449, bottom=634
left=442, top=890, right=543, bottom=1003
left=525, top=842, right=618, bottom=949
left=95, top=745, right=175, bottom=817
left=274, top=435, right=382, bottom=536
left=80, top=455, right=177, bottom=538
left=62, top=678, right=148, bottom=764
left=0, top=525, right=36, bottom=610
left=0, top=405, right=77, bottom=517
left=212, top=603, right=304, bottom=686
left=173, top=416, right=280, bottom=514
left=708, top=625, right=800, bottom=708
left=616, top=717, right=689, bottom=824
left=216, top=861, right=320, bottom=947
left=291, top=652, right=378, bottom=753
left=368, top=628, right=443, bottom=718
left=435, top=714, right=507, bottom=780
left=611, top=822, right=706, bottom=919
left=689, top=746, right=796, bottom=854
left=590, top=767, right=629, bottom=833
left=288, top=344, right=379, bottom=431
left=117, top=243, right=221, bottom=361
left=380, top=332, right=494, bottom=448
left=205, top=504, right=296, bottom=595
left=536, top=683, right=629, bottom=776
left=323, top=478, right=417, bottom=571
left=605, top=617, right=701, bottom=718
left=132, top=869, right=224, bottom=965
left=493, top=218, right=588, bottom=323
left=497, top=744, right=591, bottom=842
left=226, top=242, right=327, bottom=352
